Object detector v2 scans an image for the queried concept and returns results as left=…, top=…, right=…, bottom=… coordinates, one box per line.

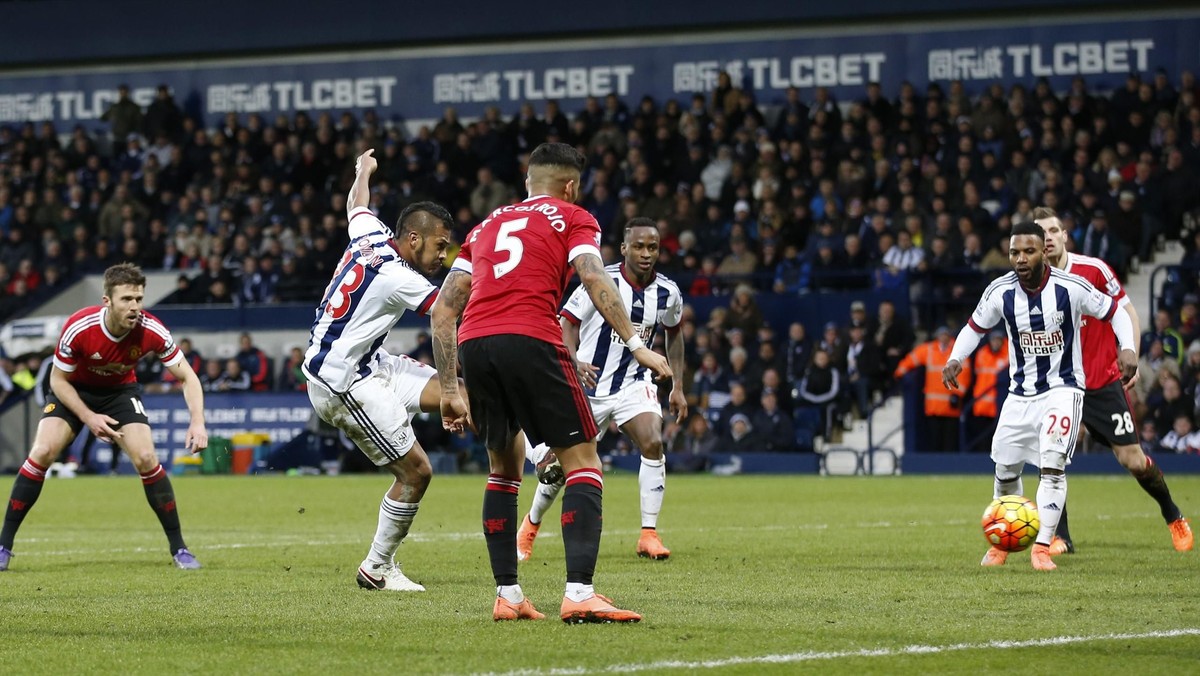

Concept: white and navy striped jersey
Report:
left=304, top=206, right=438, bottom=393
left=968, top=267, right=1117, bottom=397
left=560, top=263, right=683, bottom=398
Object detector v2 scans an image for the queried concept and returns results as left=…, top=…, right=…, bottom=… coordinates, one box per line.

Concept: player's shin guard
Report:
left=993, top=463, right=1023, bottom=499
left=1133, top=455, right=1183, bottom=523
left=141, top=464, right=186, bottom=553
left=0, top=459, right=49, bottom=549
left=483, top=474, right=520, bottom=585
left=639, top=456, right=666, bottom=529
left=367, top=497, right=419, bottom=565
left=1035, top=473, right=1067, bottom=546
left=562, top=469, right=603, bottom=585
left=528, top=481, right=562, bottom=525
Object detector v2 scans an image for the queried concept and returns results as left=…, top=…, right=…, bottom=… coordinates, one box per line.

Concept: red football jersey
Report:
left=1064, top=252, right=1126, bottom=389
left=453, top=195, right=602, bottom=344
left=53, top=306, right=183, bottom=388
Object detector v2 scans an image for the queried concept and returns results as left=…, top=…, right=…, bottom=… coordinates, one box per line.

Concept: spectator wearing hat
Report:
left=894, top=325, right=968, bottom=452
left=725, top=413, right=759, bottom=453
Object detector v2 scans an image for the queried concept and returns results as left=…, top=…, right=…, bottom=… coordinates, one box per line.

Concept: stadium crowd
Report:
left=2, top=68, right=1200, bottom=457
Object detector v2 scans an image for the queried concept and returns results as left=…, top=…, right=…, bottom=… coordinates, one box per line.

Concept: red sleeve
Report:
left=560, top=309, right=582, bottom=326
left=565, top=208, right=602, bottom=262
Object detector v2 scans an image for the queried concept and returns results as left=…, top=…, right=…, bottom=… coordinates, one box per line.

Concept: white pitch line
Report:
left=474, top=629, right=1200, bottom=676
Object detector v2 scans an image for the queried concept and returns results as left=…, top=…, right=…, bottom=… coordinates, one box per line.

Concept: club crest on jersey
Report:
left=1048, top=311, right=1064, bottom=327
left=1018, top=329, right=1064, bottom=356
left=128, top=346, right=142, bottom=359
left=43, top=403, right=55, bottom=413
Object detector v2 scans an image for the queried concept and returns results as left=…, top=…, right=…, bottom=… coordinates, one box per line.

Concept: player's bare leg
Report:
left=622, top=412, right=670, bottom=560
left=556, top=440, right=641, bottom=623
left=118, top=423, right=199, bottom=569
left=356, top=444, right=432, bottom=592
left=484, top=431, right=543, bottom=620
left=0, top=418, right=75, bottom=571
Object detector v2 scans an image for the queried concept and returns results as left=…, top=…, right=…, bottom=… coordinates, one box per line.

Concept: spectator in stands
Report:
left=219, top=358, right=252, bottom=392
left=692, top=352, right=731, bottom=412
left=844, top=320, right=881, bottom=418
left=1143, top=309, right=1186, bottom=365
left=783, top=322, right=810, bottom=384
left=235, top=332, right=271, bottom=391
left=1159, top=414, right=1199, bottom=454
left=276, top=346, right=308, bottom=392
left=715, top=383, right=756, bottom=437
left=100, top=84, right=143, bottom=155
left=726, top=413, right=758, bottom=454
left=752, top=389, right=795, bottom=452
left=795, top=347, right=840, bottom=441
left=1149, top=374, right=1191, bottom=437
left=716, top=235, right=757, bottom=281
left=724, top=285, right=763, bottom=335
left=199, top=359, right=225, bottom=392
left=669, top=412, right=716, bottom=472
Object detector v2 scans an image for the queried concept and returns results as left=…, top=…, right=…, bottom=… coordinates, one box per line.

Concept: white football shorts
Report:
left=307, top=352, right=435, bottom=465
left=991, top=387, right=1084, bottom=468
left=591, top=381, right=662, bottom=440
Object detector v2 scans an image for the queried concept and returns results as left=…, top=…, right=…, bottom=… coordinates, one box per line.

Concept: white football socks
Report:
left=564, top=582, right=595, bottom=602
left=528, top=481, right=562, bottom=526
left=366, top=496, right=419, bottom=566
left=1035, top=473, right=1067, bottom=546
left=497, top=584, right=525, bottom=603
left=639, top=456, right=666, bottom=529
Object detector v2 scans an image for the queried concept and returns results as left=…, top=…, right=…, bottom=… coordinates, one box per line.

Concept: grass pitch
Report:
left=0, top=472, right=1197, bottom=674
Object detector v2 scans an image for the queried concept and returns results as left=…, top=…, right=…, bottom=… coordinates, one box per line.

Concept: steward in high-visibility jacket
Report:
left=894, top=327, right=969, bottom=417
left=970, top=331, right=1009, bottom=418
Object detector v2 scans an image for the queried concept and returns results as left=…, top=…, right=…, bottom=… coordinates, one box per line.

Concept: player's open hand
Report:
left=355, top=149, right=377, bottom=176
left=86, top=413, right=123, bottom=442
left=669, top=388, right=688, bottom=424
left=632, top=347, right=672, bottom=381
left=440, top=394, right=472, bottom=434
left=186, top=422, right=209, bottom=454
left=1118, top=348, right=1139, bottom=390
left=941, top=359, right=963, bottom=390
left=575, top=360, right=599, bottom=389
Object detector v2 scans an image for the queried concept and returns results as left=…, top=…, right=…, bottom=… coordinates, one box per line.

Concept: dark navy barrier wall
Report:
left=140, top=391, right=311, bottom=463
left=0, top=13, right=1195, bottom=127
left=0, top=0, right=1145, bottom=67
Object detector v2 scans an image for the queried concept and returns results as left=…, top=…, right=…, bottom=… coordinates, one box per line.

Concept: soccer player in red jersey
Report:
left=0, top=264, right=209, bottom=571
left=1038, top=207, right=1191, bottom=553
left=432, top=143, right=671, bottom=623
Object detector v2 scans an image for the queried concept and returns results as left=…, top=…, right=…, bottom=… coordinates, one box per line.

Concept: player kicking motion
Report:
left=942, top=221, right=1138, bottom=571
left=519, top=217, right=687, bottom=562
left=1038, top=207, right=1191, bottom=553
left=303, top=149, right=453, bottom=592
left=0, top=263, right=208, bottom=571
left=432, top=143, right=671, bottom=623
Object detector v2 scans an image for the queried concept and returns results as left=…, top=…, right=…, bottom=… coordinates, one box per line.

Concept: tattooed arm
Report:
left=572, top=252, right=672, bottom=380
left=431, top=269, right=472, bottom=431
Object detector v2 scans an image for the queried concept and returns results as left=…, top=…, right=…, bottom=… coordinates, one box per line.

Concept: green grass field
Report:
left=0, top=472, right=1197, bottom=674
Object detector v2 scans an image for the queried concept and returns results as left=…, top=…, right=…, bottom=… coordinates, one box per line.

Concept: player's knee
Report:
left=640, top=438, right=664, bottom=460
left=994, top=462, right=1023, bottom=482
left=1040, top=451, right=1067, bottom=473
left=1113, top=444, right=1146, bottom=472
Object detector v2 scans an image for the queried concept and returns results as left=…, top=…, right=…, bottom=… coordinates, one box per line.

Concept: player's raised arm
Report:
left=347, top=149, right=377, bottom=218
left=431, top=269, right=472, bottom=432
left=165, top=359, right=208, bottom=453
left=572, top=252, right=671, bottom=381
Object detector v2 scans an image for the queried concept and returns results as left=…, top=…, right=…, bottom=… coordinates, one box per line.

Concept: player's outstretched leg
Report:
left=356, top=449, right=431, bottom=591
left=0, top=458, right=51, bottom=571
left=558, top=462, right=640, bottom=623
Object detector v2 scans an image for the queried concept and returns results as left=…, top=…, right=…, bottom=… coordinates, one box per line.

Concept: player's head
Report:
left=395, top=201, right=453, bottom=276
left=526, top=142, right=585, bottom=203
left=1032, top=206, right=1067, bottom=263
left=1009, top=221, right=1047, bottom=287
left=102, top=263, right=147, bottom=332
left=621, top=217, right=660, bottom=280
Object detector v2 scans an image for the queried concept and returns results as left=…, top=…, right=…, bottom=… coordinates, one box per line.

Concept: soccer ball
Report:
left=981, top=495, right=1040, bottom=552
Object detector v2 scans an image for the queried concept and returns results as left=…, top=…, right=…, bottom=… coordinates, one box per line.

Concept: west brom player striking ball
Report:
left=304, top=149, right=454, bottom=592
left=520, top=217, right=687, bottom=562
left=0, top=263, right=208, bottom=571
left=1037, top=207, right=1191, bottom=553
left=432, top=143, right=671, bottom=623
left=942, top=221, right=1138, bottom=571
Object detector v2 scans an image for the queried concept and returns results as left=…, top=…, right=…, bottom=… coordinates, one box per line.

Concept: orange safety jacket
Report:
left=894, top=339, right=969, bottom=418
left=970, top=346, right=1008, bottom=418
